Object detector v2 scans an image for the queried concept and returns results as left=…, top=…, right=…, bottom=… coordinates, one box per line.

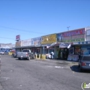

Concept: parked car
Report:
left=0, top=51, right=5, bottom=55
left=17, top=49, right=35, bottom=60
left=78, top=55, right=90, bottom=71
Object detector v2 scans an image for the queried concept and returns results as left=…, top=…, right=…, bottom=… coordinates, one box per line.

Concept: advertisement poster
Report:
left=21, top=39, right=32, bottom=46
left=81, top=46, right=90, bottom=55
left=62, top=35, right=84, bottom=42
left=31, top=37, right=41, bottom=46
left=67, top=55, right=79, bottom=61
left=57, top=33, right=63, bottom=42
left=41, top=34, right=57, bottom=44
left=61, top=28, right=85, bottom=43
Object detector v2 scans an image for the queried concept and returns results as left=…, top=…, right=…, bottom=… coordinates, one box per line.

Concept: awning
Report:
left=59, top=43, right=71, bottom=48
left=46, top=42, right=59, bottom=49
left=15, top=45, right=42, bottom=49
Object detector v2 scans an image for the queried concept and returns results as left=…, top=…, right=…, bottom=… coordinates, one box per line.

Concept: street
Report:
left=0, top=55, right=90, bottom=90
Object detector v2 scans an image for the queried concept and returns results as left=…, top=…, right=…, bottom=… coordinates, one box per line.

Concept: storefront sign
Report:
left=41, top=34, right=57, bottom=44
left=21, top=39, right=32, bottom=46
left=61, top=28, right=85, bottom=43
left=78, top=41, right=88, bottom=44
left=31, top=37, right=41, bottom=46
left=73, top=42, right=79, bottom=45
left=59, top=43, right=69, bottom=48
left=62, top=28, right=85, bottom=37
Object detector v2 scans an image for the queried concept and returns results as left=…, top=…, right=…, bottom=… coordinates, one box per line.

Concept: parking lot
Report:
left=0, top=55, right=90, bottom=90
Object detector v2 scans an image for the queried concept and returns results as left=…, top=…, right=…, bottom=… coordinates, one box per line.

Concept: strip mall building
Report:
left=15, top=27, right=90, bottom=61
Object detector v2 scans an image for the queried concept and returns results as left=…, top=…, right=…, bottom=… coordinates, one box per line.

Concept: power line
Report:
left=0, top=25, right=45, bottom=34
left=0, top=37, right=15, bottom=40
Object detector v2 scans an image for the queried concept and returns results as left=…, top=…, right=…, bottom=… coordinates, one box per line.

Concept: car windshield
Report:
left=82, top=56, right=90, bottom=60
left=23, top=50, right=29, bottom=52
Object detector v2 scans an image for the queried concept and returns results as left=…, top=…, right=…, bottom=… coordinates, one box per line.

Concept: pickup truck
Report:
left=17, top=49, right=35, bottom=60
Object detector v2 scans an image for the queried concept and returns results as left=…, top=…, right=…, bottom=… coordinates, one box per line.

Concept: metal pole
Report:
left=67, top=26, right=70, bottom=31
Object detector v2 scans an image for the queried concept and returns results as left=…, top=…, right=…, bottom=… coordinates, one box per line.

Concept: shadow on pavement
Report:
left=70, top=65, right=90, bottom=73
left=15, top=58, right=29, bottom=61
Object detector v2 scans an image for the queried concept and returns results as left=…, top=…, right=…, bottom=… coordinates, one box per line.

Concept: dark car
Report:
left=78, top=55, right=90, bottom=71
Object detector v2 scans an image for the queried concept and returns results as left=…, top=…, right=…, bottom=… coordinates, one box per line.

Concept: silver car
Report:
left=0, top=51, right=5, bottom=55
left=78, top=55, right=90, bottom=71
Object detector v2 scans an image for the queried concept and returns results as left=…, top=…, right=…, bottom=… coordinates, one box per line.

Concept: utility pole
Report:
left=67, top=26, right=70, bottom=31
left=67, top=26, right=72, bottom=43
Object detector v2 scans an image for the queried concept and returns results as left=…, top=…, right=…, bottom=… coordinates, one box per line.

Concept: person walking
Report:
left=51, top=50, right=54, bottom=59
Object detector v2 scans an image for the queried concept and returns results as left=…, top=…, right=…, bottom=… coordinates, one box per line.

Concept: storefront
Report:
left=78, top=28, right=90, bottom=55
left=41, top=34, right=57, bottom=56
left=56, top=33, right=71, bottom=59
left=15, top=37, right=42, bottom=54
left=31, top=37, right=42, bottom=54
left=57, top=28, right=85, bottom=61
left=58, top=43, right=70, bottom=60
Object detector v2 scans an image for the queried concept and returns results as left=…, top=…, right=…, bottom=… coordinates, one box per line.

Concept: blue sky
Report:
left=0, top=0, right=90, bottom=44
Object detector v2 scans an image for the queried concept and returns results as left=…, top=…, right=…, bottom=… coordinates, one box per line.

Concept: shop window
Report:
left=75, top=46, right=81, bottom=55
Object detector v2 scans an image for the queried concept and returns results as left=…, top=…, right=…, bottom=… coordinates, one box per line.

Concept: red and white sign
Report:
left=62, top=28, right=85, bottom=37
left=16, top=35, right=20, bottom=41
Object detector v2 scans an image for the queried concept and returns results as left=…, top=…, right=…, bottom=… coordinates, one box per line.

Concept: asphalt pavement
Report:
left=0, top=55, right=90, bottom=90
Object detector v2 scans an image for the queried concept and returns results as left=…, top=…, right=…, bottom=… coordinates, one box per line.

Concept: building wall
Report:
left=15, top=41, right=21, bottom=47
left=85, top=27, right=90, bottom=41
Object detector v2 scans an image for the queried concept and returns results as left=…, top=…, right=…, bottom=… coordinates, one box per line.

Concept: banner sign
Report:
left=21, top=39, right=32, bottom=46
left=41, top=34, right=57, bottom=45
left=31, top=37, right=41, bottom=46
left=60, top=28, right=85, bottom=43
